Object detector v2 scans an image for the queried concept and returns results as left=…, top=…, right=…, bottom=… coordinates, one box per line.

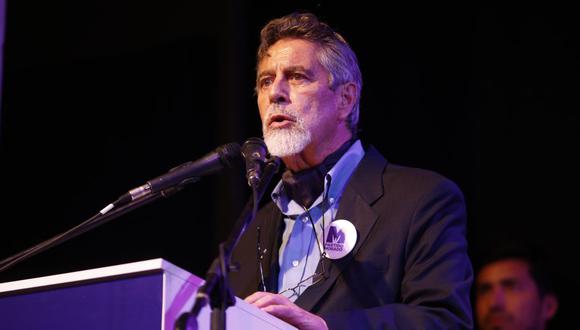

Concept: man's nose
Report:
left=269, top=77, right=289, bottom=105
left=489, top=288, right=506, bottom=309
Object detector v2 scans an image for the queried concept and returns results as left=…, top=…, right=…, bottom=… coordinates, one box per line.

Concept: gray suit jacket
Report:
left=229, top=146, right=473, bottom=329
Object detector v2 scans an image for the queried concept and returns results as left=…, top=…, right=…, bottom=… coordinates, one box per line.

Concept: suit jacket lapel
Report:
left=295, top=146, right=387, bottom=311
left=260, top=203, right=284, bottom=293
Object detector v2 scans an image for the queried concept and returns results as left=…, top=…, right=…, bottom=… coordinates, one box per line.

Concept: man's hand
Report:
left=245, top=292, right=328, bottom=330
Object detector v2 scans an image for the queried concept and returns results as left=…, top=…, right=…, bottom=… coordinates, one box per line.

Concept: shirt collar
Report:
left=271, top=140, right=365, bottom=217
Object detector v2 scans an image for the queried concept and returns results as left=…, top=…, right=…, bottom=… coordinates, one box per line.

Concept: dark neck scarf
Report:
left=281, top=139, right=356, bottom=209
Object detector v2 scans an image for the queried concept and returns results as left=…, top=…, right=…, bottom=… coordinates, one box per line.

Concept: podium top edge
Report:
left=0, top=258, right=200, bottom=294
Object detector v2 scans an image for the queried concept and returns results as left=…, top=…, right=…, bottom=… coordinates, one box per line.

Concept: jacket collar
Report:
left=294, top=146, right=387, bottom=311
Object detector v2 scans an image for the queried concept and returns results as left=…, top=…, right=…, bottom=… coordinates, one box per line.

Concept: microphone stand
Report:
left=175, top=157, right=281, bottom=330
left=0, top=190, right=169, bottom=274
left=1, top=143, right=242, bottom=273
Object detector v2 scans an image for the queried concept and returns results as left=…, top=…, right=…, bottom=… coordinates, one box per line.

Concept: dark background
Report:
left=1, top=2, right=578, bottom=327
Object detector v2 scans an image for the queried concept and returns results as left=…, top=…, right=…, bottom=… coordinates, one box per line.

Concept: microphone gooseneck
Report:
left=241, top=137, right=268, bottom=189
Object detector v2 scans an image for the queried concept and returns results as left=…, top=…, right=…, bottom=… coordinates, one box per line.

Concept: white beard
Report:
left=263, top=119, right=312, bottom=157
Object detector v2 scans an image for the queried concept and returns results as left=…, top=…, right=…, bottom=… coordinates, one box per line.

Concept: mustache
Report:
left=265, top=107, right=298, bottom=123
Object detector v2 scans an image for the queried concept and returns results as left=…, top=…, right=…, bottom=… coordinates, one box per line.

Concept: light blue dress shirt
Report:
left=271, top=140, right=365, bottom=302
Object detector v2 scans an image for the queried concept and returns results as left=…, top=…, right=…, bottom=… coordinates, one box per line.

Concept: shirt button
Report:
left=329, top=197, right=335, bottom=204
left=292, top=260, right=300, bottom=267
left=302, top=216, right=310, bottom=223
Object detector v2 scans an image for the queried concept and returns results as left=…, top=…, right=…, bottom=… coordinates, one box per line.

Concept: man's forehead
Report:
left=258, top=39, right=320, bottom=70
left=477, top=258, right=532, bottom=284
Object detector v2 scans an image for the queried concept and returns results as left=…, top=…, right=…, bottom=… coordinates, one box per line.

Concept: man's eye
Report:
left=260, top=78, right=273, bottom=88
left=476, top=284, right=491, bottom=296
left=289, top=73, right=306, bottom=81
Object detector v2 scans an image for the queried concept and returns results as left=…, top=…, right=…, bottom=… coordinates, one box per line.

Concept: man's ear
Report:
left=541, top=293, right=559, bottom=321
left=336, top=82, right=358, bottom=121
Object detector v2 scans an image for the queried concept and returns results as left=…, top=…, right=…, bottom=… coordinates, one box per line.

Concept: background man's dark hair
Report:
left=475, top=242, right=556, bottom=297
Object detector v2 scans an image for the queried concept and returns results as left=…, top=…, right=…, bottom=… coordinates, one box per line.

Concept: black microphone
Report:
left=116, top=143, right=241, bottom=206
left=241, top=137, right=267, bottom=188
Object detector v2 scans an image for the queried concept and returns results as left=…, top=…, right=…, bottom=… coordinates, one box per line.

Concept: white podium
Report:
left=0, top=258, right=296, bottom=330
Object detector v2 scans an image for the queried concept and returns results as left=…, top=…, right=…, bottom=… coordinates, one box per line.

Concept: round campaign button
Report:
left=323, top=219, right=357, bottom=260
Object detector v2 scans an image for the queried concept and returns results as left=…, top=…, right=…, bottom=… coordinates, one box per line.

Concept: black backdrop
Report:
left=1, top=2, right=578, bottom=327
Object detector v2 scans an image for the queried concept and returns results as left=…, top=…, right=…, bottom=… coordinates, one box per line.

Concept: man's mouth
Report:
left=485, top=312, right=512, bottom=327
left=268, top=113, right=296, bottom=129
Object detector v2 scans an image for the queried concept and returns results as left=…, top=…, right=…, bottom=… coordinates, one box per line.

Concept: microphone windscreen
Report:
left=241, top=137, right=267, bottom=160
left=217, top=143, right=242, bottom=168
